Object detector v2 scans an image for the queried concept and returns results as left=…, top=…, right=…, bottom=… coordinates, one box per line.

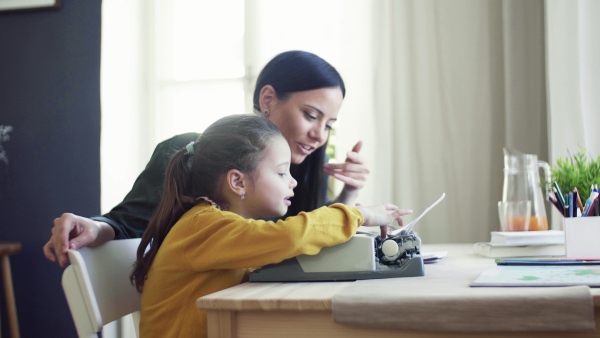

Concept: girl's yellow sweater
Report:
left=140, top=203, right=363, bottom=338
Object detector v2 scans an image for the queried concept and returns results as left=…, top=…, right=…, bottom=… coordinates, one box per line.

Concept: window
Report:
left=153, top=0, right=247, bottom=141
left=101, top=0, right=344, bottom=212
left=151, top=0, right=344, bottom=142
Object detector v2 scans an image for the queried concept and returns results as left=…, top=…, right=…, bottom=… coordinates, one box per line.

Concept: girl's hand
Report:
left=355, top=203, right=413, bottom=237
left=323, top=141, right=369, bottom=195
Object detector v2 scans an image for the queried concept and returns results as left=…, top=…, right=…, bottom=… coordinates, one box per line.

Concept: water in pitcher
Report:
left=501, top=148, right=552, bottom=231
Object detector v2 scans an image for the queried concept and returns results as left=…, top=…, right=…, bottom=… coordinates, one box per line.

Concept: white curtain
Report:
left=351, top=0, right=599, bottom=243
left=545, top=0, right=600, bottom=228
left=546, top=0, right=600, bottom=172
left=349, top=0, right=549, bottom=244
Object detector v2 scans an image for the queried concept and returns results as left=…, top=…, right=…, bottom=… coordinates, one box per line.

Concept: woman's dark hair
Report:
left=253, top=50, right=346, bottom=216
left=252, top=50, right=346, bottom=111
left=130, top=114, right=282, bottom=292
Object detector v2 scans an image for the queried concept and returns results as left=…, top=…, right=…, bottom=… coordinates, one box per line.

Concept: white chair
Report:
left=62, top=239, right=142, bottom=338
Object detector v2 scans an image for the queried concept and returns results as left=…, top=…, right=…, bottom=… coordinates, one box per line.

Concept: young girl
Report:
left=130, top=114, right=410, bottom=338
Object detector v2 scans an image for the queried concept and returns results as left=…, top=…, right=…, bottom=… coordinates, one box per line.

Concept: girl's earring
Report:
left=241, top=193, right=245, bottom=200
left=263, top=109, right=270, bottom=117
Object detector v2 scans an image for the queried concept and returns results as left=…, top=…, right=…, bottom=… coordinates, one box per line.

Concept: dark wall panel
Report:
left=0, top=1, right=101, bottom=336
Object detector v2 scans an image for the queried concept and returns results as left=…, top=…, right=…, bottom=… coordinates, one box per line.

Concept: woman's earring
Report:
left=263, top=109, right=270, bottom=117
left=241, top=194, right=245, bottom=200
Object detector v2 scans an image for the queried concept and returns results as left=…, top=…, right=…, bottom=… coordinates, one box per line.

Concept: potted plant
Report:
left=551, top=148, right=600, bottom=201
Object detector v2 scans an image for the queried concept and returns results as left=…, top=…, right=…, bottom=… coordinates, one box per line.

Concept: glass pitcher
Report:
left=502, top=148, right=552, bottom=231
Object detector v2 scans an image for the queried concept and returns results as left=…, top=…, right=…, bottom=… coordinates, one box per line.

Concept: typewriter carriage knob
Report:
left=381, top=239, right=399, bottom=257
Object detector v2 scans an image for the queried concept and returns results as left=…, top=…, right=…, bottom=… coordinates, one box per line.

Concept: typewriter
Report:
left=249, top=193, right=445, bottom=282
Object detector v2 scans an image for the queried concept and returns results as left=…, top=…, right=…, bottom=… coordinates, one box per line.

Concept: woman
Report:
left=43, top=50, right=371, bottom=267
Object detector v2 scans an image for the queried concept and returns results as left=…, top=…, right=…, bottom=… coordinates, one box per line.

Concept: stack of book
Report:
left=473, top=230, right=565, bottom=258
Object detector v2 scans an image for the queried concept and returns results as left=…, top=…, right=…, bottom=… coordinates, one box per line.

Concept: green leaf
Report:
left=551, top=148, right=600, bottom=196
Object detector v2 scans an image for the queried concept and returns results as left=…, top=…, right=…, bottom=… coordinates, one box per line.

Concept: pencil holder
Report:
left=564, top=217, right=600, bottom=258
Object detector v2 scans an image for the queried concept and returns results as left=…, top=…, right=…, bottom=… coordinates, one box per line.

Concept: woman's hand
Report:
left=324, top=141, right=370, bottom=205
left=43, top=213, right=115, bottom=267
left=355, top=203, right=412, bottom=237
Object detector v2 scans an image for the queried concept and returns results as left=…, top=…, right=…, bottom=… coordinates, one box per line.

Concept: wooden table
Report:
left=197, top=243, right=600, bottom=338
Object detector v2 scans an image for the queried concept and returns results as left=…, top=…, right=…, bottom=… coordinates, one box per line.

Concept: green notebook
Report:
left=495, top=258, right=600, bottom=266
left=471, top=265, right=600, bottom=287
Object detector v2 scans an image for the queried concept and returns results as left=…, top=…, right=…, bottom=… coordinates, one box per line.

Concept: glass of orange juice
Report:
left=498, top=200, right=531, bottom=231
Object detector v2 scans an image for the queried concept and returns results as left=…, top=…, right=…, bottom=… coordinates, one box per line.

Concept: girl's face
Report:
left=267, top=87, right=343, bottom=164
left=244, top=135, right=297, bottom=218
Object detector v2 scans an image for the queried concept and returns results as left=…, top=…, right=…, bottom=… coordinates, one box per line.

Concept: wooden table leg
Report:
left=206, top=310, right=235, bottom=338
left=1, top=254, right=20, bottom=338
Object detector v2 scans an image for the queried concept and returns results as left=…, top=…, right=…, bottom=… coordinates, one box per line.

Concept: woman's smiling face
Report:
left=266, top=87, right=344, bottom=164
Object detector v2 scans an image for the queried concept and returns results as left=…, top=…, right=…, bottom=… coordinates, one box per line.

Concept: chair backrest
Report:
left=62, top=238, right=142, bottom=338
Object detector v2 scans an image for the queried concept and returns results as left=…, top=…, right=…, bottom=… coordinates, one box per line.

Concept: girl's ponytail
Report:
left=130, top=143, right=198, bottom=292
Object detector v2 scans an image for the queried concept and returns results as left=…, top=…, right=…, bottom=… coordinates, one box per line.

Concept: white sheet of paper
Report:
left=390, top=193, right=446, bottom=236
left=421, top=250, right=448, bottom=263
